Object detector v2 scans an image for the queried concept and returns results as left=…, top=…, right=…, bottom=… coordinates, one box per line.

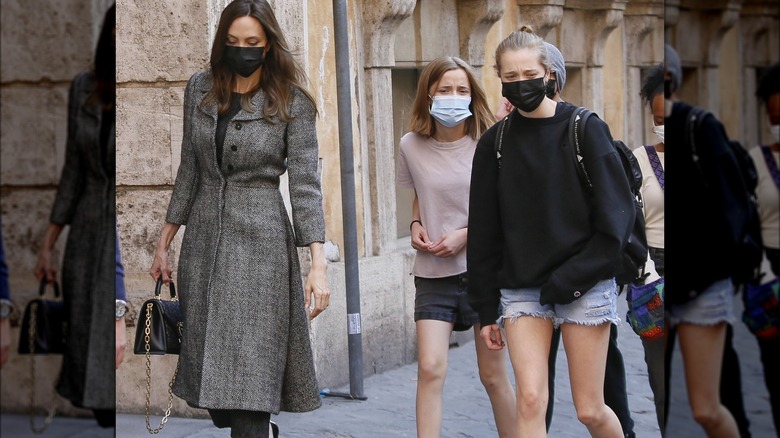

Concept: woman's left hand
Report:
left=429, top=228, right=467, bottom=258
left=305, top=264, right=330, bottom=320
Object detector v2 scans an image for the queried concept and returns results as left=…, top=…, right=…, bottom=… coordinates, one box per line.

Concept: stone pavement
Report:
left=2, top=298, right=668, bottom=437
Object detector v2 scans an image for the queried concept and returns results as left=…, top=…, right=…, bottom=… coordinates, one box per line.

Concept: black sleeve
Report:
left=467, top=127, right=504, bottom=325
left=539, top=116, right=635, bottom=305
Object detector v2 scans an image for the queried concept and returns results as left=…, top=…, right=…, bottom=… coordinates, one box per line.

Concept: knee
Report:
left=575, top=404, right=606, bottom=428
left=478, top=364, right=506, bottom=391
left=691, top=405, right=720, bottom=429
left=417, top=356, right=446, bottom=383
left=516, top=389, right=547, bottom=417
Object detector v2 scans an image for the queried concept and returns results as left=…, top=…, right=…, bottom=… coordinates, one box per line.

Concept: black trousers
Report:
left=546, top=323, right=635, bottom=437
left=208, top=409, right=271, bottom=438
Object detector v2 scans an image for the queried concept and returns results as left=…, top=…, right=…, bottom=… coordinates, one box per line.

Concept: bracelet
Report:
left=410, top=220, right=422, bottom=230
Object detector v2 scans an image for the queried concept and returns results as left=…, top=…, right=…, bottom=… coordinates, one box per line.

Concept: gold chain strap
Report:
left=144, top=302, right=178, bottom=434
left=27, top=302, right=57, bottom=434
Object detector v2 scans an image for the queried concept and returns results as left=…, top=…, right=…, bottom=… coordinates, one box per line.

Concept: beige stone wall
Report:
left=0, top=0, right=114, bottom=416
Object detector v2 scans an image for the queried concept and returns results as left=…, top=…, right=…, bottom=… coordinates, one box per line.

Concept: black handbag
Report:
left=133, top=276, right=182, bottom=434
left=18, top=279, right=66, bottom=355
left=133, top=277, right=183, bottom=355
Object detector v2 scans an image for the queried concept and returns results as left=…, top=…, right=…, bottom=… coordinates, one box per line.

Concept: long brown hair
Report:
left=206, top=0, right=316, bottom=121
left=409, top=57, right=494, bottom=139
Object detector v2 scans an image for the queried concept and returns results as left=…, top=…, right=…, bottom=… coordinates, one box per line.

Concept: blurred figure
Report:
left=0, top=224, right=11, bottom=369
left=33, top=3, right=116, bottom=427
left=396, top=56, right=516, bottom=438
left=633, top=63, right=666, bottom=433
left=750, top=62, right=780, bottom=435
left=664, top=43, right=744, bottom=438
left=115, top=227, right=127, bottom=369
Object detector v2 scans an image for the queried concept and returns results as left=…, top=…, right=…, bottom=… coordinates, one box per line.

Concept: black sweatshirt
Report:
left=664, top=101, right=749, bottom=302
left=467, top=102, right=635, bottom=324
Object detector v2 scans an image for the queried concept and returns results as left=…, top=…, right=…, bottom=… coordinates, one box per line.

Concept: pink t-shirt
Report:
left=396, top=132, right=476, bottom=278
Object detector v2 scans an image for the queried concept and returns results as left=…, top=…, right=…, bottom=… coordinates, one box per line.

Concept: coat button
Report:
left=573, top=291, right=581, bottom=298
left=231, top=145, right=238, bottom=151
left=235, top=122, right=242, bottom=130
left=227, top=165, right=234, bottom=171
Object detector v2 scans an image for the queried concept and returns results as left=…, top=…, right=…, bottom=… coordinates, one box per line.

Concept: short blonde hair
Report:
left=493, top=25, right=550, bottom=77
left=409, top=56, right=495, bottom=139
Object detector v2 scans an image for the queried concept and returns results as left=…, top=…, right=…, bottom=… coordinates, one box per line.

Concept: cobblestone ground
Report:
left=10, top=297, right=773, bottom=437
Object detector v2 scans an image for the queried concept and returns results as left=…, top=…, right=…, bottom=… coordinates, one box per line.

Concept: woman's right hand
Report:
left=480, top=324, right=506, bottom=351
left=411, top=222, right=433, bottom=253
left=149, top=245, right=172, bottom=283
left=35, top=247, right=57, bottom=283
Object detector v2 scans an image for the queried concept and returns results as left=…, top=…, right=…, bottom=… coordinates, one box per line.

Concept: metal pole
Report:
left=329, top=0, right=366, bottom=400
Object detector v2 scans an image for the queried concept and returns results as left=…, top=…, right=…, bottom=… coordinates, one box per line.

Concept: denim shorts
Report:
left=498, top=278, right=620, bottom=329
left=666, top=277, right=735, bottom=327
left=414, top=274, right=480, bottom=332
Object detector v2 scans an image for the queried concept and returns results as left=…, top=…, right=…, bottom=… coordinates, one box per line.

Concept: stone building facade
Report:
left=1, top=0, right=777, bottom=418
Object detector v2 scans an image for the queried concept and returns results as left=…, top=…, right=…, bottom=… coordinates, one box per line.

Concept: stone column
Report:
left=739, top=1, right=780, bottom=147
left=361, top=0, right=416, bottom=256
left=562, top=0, right=627, bottom=116
left=458, top=0, right=505, bottom=75
left=623, top=0, right=664, bottom=148
left=516, top=0, right=565, bottom=39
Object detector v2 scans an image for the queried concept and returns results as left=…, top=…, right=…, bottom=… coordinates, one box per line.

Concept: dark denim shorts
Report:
left=414, top=274, right=480, bottom=332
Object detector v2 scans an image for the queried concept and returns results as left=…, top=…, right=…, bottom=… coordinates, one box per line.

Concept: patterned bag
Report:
left=742, top=277, right=780, bottom=340
left=626, top=277, right=664, bottom=341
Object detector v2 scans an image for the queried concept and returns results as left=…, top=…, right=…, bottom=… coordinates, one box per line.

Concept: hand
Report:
left=149, top=245, right=172, bottom=283
left=35, top=247, right=57, bottom=283
left=305, top=264, right=330, bottom=320
left=410, top=222, right=433, bottom=253
left=0, top=318, right=10, bottom=369
left=428, top=228, right=467, bottom=258
left=494, top=98, right=514, bottom=120
left=116, top=317, right=126, bottom=369
left=480, top=324, right=505, bottom=350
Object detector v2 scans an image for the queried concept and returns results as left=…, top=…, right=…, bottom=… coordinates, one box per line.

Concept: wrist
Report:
left=115, top=299, right=128, bottom=320
left=0, top=299, right=14, bottom=320
left=410, top=219, right=422, bottom=230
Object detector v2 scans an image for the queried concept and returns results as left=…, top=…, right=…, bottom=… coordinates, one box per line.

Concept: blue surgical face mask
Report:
left=429, top=95, right=472, bottom=128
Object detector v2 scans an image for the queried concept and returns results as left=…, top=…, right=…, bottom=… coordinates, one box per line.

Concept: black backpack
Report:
left=568, top=107, right=649, bottom=287
left=686, top=107, right=763, bottom=288
left=493, top=108, right=648, bottom=287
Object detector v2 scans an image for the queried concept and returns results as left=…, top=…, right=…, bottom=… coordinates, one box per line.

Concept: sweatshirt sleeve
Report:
left=467, top=128, right=504, bottom=324
left=539, top=116, right=635, bottom=305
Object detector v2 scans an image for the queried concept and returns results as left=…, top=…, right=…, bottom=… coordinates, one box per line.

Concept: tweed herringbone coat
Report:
left=165, top=71, right=325, bottom=413
left=50, top=72, right=115, bottom=409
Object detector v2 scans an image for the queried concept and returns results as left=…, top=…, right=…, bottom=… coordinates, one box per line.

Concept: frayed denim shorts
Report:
left=498, top=278, right=620, bottom=329
left=666, top=278, right=735, bottom=327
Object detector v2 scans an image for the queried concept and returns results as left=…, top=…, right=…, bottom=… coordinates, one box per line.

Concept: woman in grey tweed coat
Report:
left=34, top=5, right=116, bottom=427
left=149, top=1, right=330, bottom=436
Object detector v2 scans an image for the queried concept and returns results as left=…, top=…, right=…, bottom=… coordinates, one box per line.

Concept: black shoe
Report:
left=270, top=421, right=279, bottom=438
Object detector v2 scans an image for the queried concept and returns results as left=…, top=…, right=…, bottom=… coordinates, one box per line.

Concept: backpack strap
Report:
left=568, top=106, right=595, bottom=189
left=644, top=145, right=664, bottom=191
left=685, top=106, right=711, bottom=186
left=494, top=114, right=511, bottom=170
left=760, top=144, right=780, bottom=190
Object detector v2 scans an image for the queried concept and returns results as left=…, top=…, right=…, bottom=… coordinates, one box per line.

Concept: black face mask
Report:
left=545, top=78, right=557, bottom=99
left=664, top=79, right=672, bottom=99
left=502, top=77, right=547, bottom=113
left=223, top=45, right=265, bottom=77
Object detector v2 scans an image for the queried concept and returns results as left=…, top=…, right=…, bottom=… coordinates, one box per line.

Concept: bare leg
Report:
left=473, top=324, right=517, bottom=437
left=416, top=319, right=454, bottom=438
left=560, top=322, right=623, bottom=438
left=677, top=322, right=740, bottom=438
left=504, top=316, right=554, bottom=437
